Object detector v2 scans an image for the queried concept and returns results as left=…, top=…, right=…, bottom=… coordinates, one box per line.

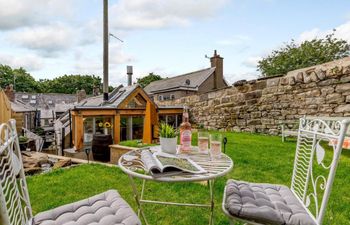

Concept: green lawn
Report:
left=27, top=132, right=350, bottom=225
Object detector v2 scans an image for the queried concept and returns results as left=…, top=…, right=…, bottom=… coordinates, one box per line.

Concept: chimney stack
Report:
left=210, top=50, right=224, bottom=90
left=127, top=65, right=133, bottom=86
left=4, top=84, right=15, bottom=102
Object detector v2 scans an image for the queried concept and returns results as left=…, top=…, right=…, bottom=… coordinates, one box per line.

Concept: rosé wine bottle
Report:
left=180, top=106, right=192, bottom=153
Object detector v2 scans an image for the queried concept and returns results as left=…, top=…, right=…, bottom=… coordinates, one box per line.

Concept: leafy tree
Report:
left=137, top=72, right=163, bottom=88
left=38, top=75, right=102, bottom=94
left=258, top=33, right=350, bottom=77
left=0, top=65, right=40, bottom=92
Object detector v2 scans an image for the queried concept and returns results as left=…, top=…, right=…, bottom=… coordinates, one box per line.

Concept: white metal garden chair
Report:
left=222, top=117, right=350, bottom=225
left=0, top=119, right=141, bottom=225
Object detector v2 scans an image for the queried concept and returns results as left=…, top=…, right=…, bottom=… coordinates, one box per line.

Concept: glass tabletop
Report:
left=118, top=146, right=234, bottom=182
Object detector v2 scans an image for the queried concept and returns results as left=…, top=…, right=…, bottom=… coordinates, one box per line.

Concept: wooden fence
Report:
left=0, top=90, right=11, bottom=124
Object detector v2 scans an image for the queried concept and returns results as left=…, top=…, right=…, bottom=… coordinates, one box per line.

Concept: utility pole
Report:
left=103, top=0, right=109, bottom=101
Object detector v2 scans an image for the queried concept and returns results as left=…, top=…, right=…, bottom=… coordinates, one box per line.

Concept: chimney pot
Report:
left=127, top=65, right=133, bottom=86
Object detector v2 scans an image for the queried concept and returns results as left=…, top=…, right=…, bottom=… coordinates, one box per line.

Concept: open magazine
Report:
left=141, top=150, right=206, bottom=177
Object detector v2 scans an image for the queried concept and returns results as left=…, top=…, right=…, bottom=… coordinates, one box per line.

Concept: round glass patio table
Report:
left=118, top=146, right=234, bottom=225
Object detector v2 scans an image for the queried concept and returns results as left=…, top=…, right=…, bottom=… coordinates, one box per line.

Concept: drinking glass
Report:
left=210, top=133, right=222, bottom=159
left=198, top=131, right=209, bottom=153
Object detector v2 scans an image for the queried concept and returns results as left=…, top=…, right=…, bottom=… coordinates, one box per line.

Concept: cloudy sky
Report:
left=1, top=0, right=350, bottom=86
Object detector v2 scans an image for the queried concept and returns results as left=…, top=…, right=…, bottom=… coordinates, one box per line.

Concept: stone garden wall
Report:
left=156, top=57, right=350, bottom=135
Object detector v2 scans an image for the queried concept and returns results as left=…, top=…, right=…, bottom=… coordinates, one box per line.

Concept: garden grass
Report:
left=27, top=132, right=350, bottom=224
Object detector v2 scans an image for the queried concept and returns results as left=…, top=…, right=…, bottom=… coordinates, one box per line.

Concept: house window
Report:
left=120, top=116, right=144, bottom=141
left=83, top=116, right=114, bottom=145
left=158, top=95, right=163, bottom=101
left=170, top=94, right=175, bottom=100
left=158, top=114, right=182, bottom=128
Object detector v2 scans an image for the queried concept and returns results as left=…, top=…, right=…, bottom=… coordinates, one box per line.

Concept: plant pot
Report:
left=160, top=137, right=177, bottom=154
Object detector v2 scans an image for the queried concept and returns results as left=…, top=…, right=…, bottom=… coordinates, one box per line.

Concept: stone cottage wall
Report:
left=156, top=57, right=350, bottom=135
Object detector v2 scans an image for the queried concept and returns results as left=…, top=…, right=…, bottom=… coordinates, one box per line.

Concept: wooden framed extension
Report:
left=70, top=85, right=179, bottom=150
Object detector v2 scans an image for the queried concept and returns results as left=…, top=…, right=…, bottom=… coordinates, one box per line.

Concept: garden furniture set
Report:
left=1, top=117, right=349, bottom=225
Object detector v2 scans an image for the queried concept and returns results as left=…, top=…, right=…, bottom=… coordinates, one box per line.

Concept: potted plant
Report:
left=159, top=123, right=178, bottom=154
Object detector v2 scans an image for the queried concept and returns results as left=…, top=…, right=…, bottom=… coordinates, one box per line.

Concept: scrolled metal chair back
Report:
left=291, top=117, right=350, bottom=224
left=0, top=119, right=32, bottom=225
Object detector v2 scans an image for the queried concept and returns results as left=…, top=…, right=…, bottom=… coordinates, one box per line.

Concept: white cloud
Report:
left=7, top=23, right=74, bottom=56
left=298, top=21, right=350, bottom=43
left=242, top=56, right=262, bottom=68
left=109, top=43, right=136, bottom=65
left=0, top=54, right=43, bottom=71
left=226, top=72, right=258, bottom=83
left=110, top=0, right=229, bottom=30
left=0, top=0, right=78, bottom=30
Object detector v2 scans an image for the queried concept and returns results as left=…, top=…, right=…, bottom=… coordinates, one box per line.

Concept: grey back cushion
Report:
left=34, top=190, right=141, bottom=225
left=224, top=180, right=317, bottom=225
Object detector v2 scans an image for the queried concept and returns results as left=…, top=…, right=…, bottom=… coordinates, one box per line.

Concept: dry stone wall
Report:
left=156, top=57, right=350, bottom=135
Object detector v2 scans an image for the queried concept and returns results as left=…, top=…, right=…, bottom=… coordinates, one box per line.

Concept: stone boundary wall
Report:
left=156, top=57, right=350, bottom=135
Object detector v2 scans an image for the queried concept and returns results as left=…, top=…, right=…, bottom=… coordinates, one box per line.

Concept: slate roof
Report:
left=11, top=100, right=36, bottom=112
left=144, top=67, right=216, bottom=94
left=15, top=92, right=77, bottom=109
left=76, top=84, right=139, bottom=109
left=54, top=103, right=75, bottom=113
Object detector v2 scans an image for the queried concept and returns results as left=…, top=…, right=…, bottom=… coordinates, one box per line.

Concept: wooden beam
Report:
left=114, top=113, right=120, bottom=144
left=158, top=108, right=183, bottom=115
left=118, top=86, right=157, bottom=109
left=143, top=101, right=152, bottom=144
left=74, top=115, right=84, bottom=150
left=119, top=109, right=145, bottom=115
left=72, top=110, right=117, bottom=116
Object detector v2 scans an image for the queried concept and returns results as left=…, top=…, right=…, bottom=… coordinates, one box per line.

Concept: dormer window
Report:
left=185, top=79, right=190, bottom=85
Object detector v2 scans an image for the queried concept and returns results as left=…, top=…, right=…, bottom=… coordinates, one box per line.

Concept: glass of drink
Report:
left=210, top=133, right=222, bottom=159
left=198, top=131, right=209, bottom=154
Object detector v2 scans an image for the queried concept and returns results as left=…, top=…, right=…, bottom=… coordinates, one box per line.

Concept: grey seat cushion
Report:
left=34, top=190, right=141, bottom=225
left=224, top=180, right=317, bottom=225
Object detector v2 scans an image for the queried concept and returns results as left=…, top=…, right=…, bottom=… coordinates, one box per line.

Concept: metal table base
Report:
left=128, top=175, right=216, bottom=225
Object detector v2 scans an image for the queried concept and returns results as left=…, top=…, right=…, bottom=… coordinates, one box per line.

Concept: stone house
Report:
left=144, top=50, right=229, bottom=101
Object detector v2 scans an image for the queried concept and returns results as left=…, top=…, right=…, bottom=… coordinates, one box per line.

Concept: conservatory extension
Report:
left=71, top=84, right=182, bottom=151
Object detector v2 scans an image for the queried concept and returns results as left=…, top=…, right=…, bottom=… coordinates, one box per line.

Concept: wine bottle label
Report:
left=181, top=130, right=192, bottom=151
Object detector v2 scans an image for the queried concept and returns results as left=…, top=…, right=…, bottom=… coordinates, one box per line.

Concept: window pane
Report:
left=120, top=116, right=144, bottom=141
left=83, top=117, right=93, bottom=145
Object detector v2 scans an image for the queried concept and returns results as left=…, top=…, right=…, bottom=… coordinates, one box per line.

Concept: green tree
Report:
left=258, top=33, right=350, bottom=77
left=0, top=65, right=40, bottom=92
left=38, top=75, right=102, bottom=94
left=137, top=72, right=163, bottom=88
